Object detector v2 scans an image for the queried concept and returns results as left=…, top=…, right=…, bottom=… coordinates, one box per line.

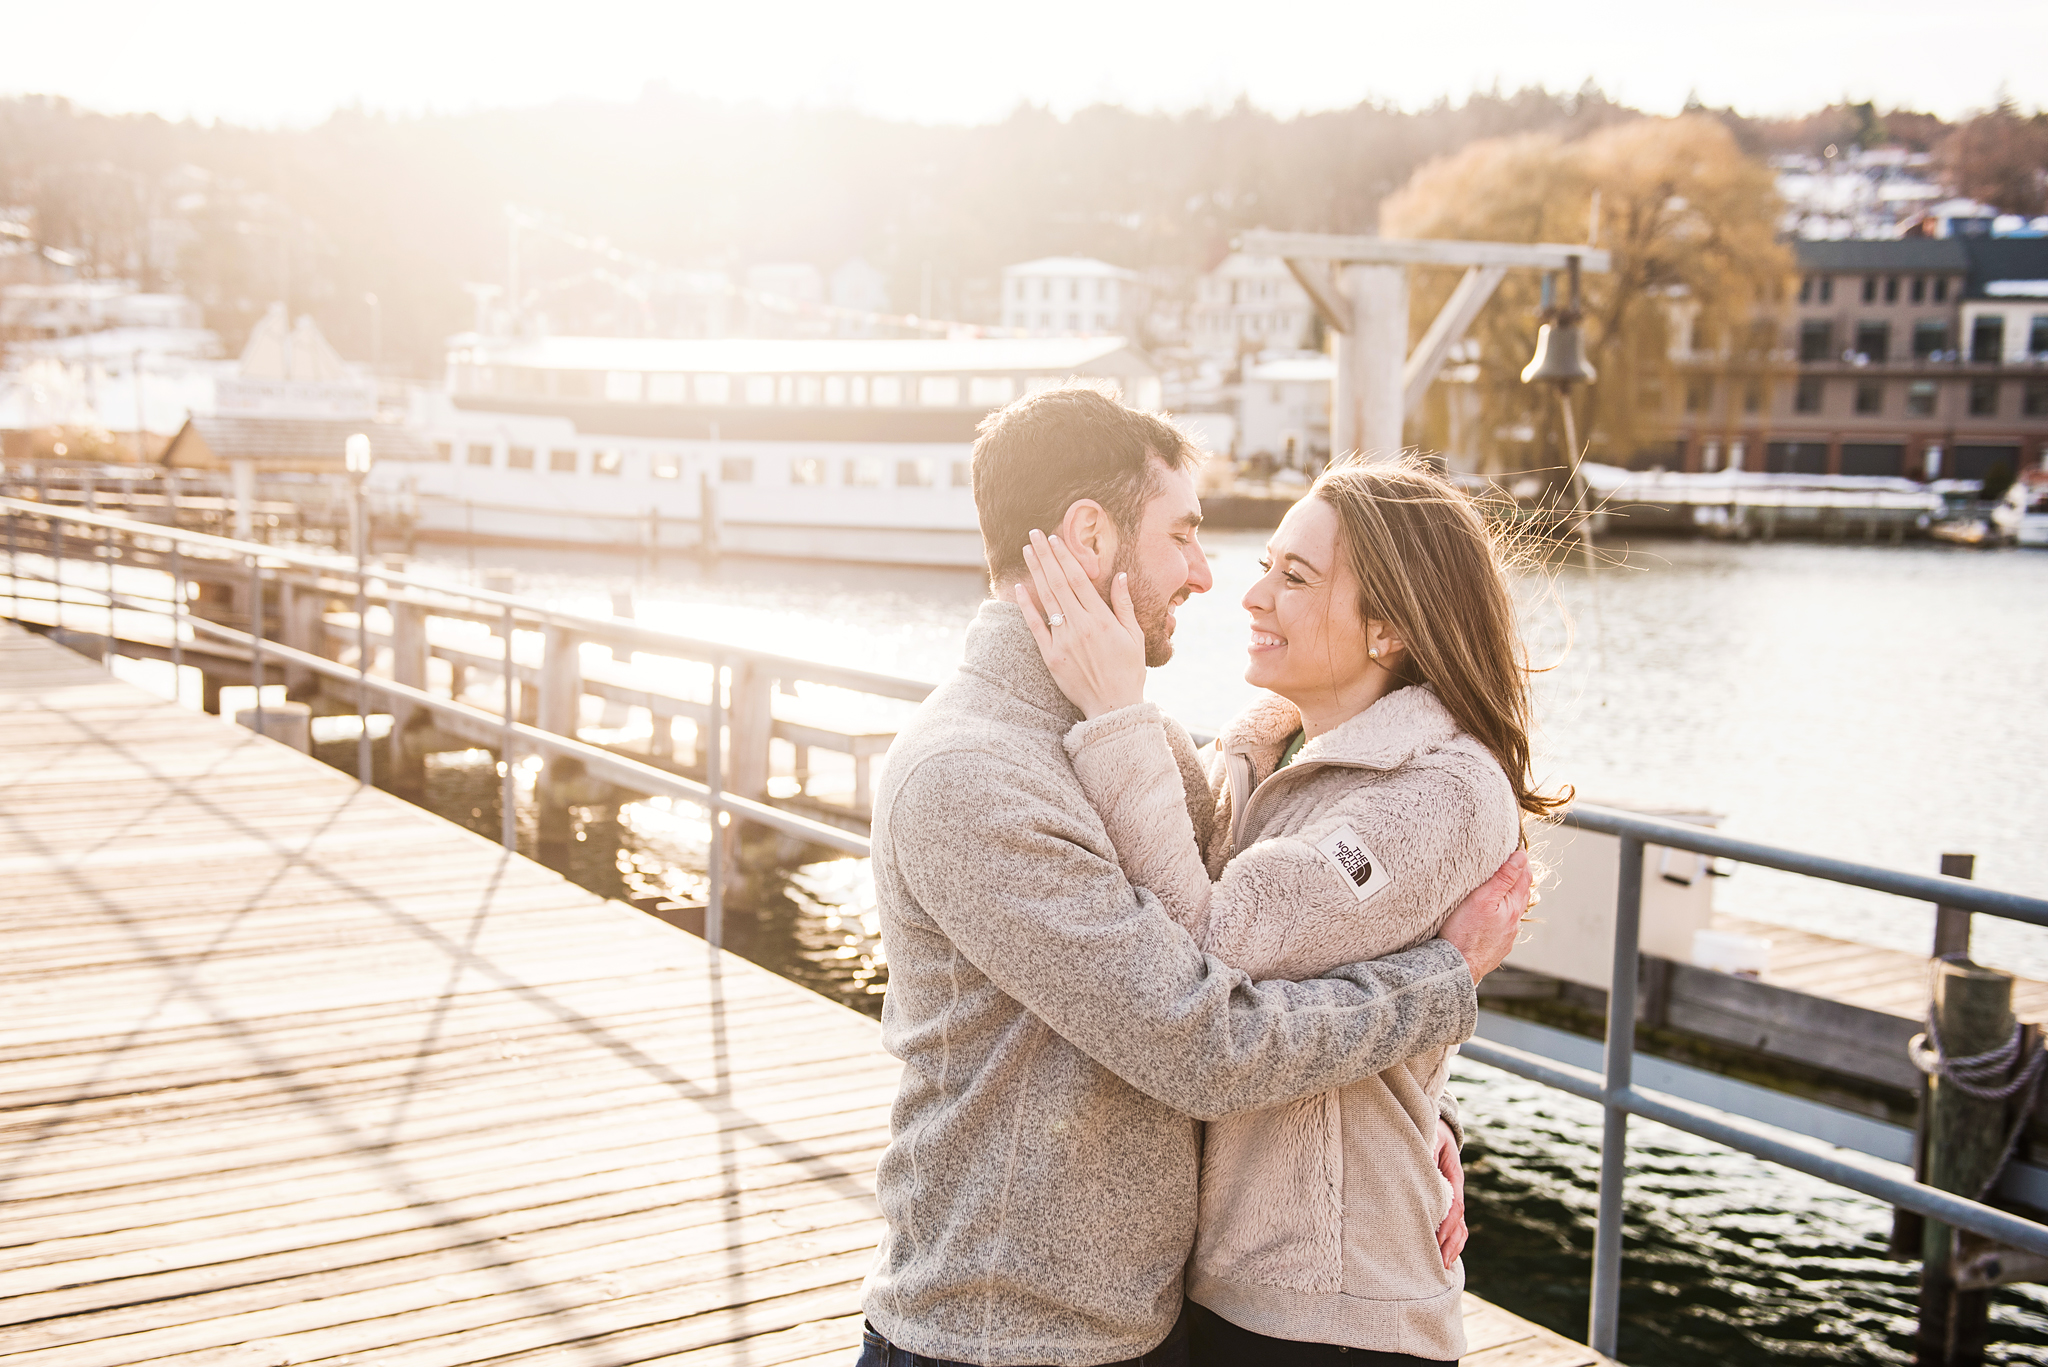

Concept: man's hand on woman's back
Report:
left=1439, top=850, right=1531, bottom=982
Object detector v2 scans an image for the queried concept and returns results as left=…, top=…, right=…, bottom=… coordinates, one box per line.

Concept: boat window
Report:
left=507, top=446, right=535, bottom=470
left=951, top=461, right=972, bottom=489
left=433, top=442, right=453, bottom=462
left=694, top=375, right=731, bottom=405
left=897, top=459, right=935, bottom=488
left=720, top=457, right=754, bottom=483
left=796, top=376, right=822, bottom=405
left=777, top=376, right=795, bottom=404
left=918, top=376, right=961, bottom=407
left=605, top=372, right=644, bottom=402
left=467, top=443, right=494, bottom=467
left=870, top=377, right=903, bottom=407
left=969, top=376, right=1016, bottom=407
left=652, top=456, right=681, bottom=479
left=844, top=458, right=883, bottom=487
left=744, top=376, right=775, bottom=405
left=824, top=376, right=848, bottom=406
left=850, top=376, right=870, bottom=405
left=550, top=448, right=578, bottom=473
left=593, top=448, right=624, bottom=476
left=792, top=458, right=827, bottom=485
left=647, top=374, right=688, bottom=404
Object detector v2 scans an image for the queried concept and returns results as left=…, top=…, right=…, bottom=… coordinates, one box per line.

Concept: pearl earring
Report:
left=1369, top=647, right=1380, bottom=660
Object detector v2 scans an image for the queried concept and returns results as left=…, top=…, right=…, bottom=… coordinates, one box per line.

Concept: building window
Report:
left=467, top=442, right=494, bottom=466
left=897, top=459, right=935, bottom=488
left=844, top=458, right=882, bottom=487
left=694, top=374, right=731, bottom=404
left=1743, top=382, right=1763, bottom=415
left=1883, top=276, right=1899, bottom=304
left=1799, top=320, right=1833, bottom=362
left=720, top=457, right=753, bottom=483
left=507, top=445, right=534, bottom=470
left=550, top=448, right=577, bottom=473
left=1854, top=380, right=1883, bottom=415
left=918, top=376, right=961, bottom=406
left=1968, top=379, right=2000, bottom=417
left=648, top=373, right=688, bottom=404
left=1905, top=382, right=1937, bottom=417
left=1685, top=379, right=1712, bottom=413
left=1911, top=276, right=1926, bottom=304
left=2030, top=316, right=2048, bottom=355
left=1795, top=376, right=1824, bottom=413
left=1819, top=277, right=1834, bottom=304
left=871, top=376, right=903, bottom=406
left=1970, top=317, right=2004, bottom=363
left=1854, top=321, right=1889, bottom=363
left=1862, top=276, right=1877, bottom=303
left=1067, top=312, right=1081, bottom=329
left=593, top=448, right=624, bottom=475
left=1934, top=277, right=1949, bottom=303
left=1798, top=276, right=1813, bottom=303
left=951, top=460, right=972, bottom=488
left=2023, top=379, right=2048, bottom=417
left=969, top=376, right=1016, bottom=407
left=791, top=458, right=826, bottom=485
left=1913, top=321, right=1949, bottom=359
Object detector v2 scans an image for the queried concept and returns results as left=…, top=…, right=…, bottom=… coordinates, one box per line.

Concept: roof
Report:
left=165, top=415, right=435, bottom=472
left=1962, top=238, right=2048, bottom=299
left=454, top=335, right=1150, bottom=376
left=1000, top=257, right=1137, bottom=280
left=1793, top=239, right=1971, bottom=272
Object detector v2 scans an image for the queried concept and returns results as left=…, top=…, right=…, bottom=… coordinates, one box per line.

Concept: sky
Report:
left=2, top=0, right=2042, bottom=128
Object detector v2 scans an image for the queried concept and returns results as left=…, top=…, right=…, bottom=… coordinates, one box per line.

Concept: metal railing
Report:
left=7, top=496, right=2048, bottom=1360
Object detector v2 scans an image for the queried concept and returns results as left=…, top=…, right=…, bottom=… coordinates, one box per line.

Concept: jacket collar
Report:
left=959, top=600, right=1085, bottom=726
left=1221, top=684, right=1462, bottom=774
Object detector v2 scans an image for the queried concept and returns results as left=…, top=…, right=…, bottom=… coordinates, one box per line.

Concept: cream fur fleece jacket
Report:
left=1064, top=685, right=1520, bottom=1359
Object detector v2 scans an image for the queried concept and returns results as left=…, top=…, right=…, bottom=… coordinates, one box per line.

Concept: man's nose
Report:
left=1185, top=538, right=1215, bottom=595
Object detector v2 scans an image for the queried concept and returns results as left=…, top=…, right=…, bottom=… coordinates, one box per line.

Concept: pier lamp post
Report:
left=1521, top=255, right=1598, bottom=569
left=345, top=433, right=374, bottom=786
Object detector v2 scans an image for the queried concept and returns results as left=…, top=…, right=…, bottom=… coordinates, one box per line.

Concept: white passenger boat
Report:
left=1992, top=470, right=2048, bottom=548
left=376, top=334, right=1162, bottom=568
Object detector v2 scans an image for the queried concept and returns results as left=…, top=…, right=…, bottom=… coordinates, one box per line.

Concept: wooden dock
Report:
left=0, top=621, right=1615, bottom=1367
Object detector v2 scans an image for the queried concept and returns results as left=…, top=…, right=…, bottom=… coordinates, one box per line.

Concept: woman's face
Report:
left=1241, top=497, right=1377, bottom=705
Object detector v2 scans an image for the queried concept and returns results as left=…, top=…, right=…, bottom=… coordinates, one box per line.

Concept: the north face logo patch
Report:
left=1315, top=825, right=1393, bottom=903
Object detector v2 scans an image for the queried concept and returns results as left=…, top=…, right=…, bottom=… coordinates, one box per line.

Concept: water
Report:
left=379, top=534, right=2048, bottom=1363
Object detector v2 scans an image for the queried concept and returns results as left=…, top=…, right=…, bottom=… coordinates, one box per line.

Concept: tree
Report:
left=1938, top=98, right=2048, bottom=216
left=1380, top=116, right=1792, bottom=474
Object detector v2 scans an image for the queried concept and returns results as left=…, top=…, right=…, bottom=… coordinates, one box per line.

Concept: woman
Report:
left=1015, top=457, right=1561, bottom=1366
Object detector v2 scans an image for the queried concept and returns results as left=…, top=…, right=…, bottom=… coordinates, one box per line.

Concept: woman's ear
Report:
left=1058, top=499, right=1117, bottom=581
left=1366, top=619, right=1407, bottom=668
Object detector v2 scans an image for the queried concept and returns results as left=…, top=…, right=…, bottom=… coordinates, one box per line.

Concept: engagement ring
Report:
left=1046, top=613, right=1066, bottom=627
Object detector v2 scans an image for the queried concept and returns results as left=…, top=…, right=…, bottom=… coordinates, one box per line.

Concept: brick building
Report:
left=1662, top=237, right=2048, bottom=482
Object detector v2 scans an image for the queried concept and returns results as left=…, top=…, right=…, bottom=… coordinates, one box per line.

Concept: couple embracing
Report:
left=857, top=385, right=1555, bottom=1367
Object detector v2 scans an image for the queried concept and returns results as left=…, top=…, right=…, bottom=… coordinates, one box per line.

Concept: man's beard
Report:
left=1112, top=545, right=1178, bottom=667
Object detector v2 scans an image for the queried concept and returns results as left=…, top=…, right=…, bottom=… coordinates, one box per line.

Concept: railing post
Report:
left=170, top=534, right=183, bottom=696
left=249, top=555, right=265, bottom=737
left=52, top=516, right=65, bottom=642
left=705, top=656, right=726, bottom=948
left=1589, top=833, right=1644, bottom=1358
left=103, top=523, right=116, bottom=669
left=388, top=600, right=429, bottom=797
left=500, top=602, right=517, bottom=851
left=727, top=657, right=773, bottom=802
left=355, top=531, right=372, bottom=786
left=7, top=507, right=17, bottom=621
left=534, top=624, right=582, bottom=869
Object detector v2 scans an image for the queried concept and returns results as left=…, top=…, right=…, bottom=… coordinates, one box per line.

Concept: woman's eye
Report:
left=1284, top=572, right=1306, bottom=586
left=1256, top=558, right=1272, bottom=571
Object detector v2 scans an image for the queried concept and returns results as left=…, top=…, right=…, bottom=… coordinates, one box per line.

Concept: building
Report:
left=999, top=258, right=1137, bottom=336
left=0, top=281, right=203, bottom=343
left=1189, top=254, right=1315, bottom=361
left=1660, top=237, right=2048, bottom=482
left=1238, top=354, right=1333, bottom=468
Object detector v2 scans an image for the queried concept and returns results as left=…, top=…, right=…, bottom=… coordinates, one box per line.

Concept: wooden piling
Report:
left=1934, top=854, right=1976, bottom=959
left=386, top=601, right=430, bottom=797
left=1917, top=957, right=2016, bottom=1367
left=535, top=625, right=583, bottom=869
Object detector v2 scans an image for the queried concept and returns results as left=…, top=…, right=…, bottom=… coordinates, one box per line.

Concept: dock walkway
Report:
left=0, top=623, right=1613, bottom=1367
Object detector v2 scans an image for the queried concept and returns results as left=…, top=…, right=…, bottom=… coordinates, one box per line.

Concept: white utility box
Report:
left=1505, top=809, right=1721, bottom=992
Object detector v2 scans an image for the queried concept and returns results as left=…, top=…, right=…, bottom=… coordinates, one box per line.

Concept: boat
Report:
left=1992, top=469, right=2048, bottom=548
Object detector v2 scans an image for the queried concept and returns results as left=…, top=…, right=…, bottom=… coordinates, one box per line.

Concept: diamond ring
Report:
left=1046, top=613, right=1066, bottom=627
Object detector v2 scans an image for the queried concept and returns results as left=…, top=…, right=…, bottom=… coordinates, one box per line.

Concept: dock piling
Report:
left=1935, top=854, right=1976, bottom=959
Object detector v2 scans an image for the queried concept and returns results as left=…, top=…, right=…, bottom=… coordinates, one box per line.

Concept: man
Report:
left=860, top=386, right=1529, bottom=1367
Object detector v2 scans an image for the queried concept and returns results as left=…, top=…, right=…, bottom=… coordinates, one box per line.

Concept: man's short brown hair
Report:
left=969, top=382, right=1198, bottom=585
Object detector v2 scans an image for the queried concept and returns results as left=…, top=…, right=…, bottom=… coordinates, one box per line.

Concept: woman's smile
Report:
left=1248, top=628, right=1286, bottom=653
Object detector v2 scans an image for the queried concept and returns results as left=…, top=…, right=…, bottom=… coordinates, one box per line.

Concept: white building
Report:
left=1190, top=254, right=1315, bottom=361
left=0, top=281, right=203, bottom=341
left=1000, top=258, right=1137, bottom=336
left=1238, top=353, right=1333, bottom=468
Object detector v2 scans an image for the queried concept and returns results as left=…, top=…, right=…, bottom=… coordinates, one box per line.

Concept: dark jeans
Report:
left=1186, top=1303, right=1455, bottom=1367
left=858, top=1307, right=1189, bottom=1367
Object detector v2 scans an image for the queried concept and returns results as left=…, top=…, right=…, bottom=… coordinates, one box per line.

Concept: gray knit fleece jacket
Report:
left=860, top=602, right=1480, bottom=1367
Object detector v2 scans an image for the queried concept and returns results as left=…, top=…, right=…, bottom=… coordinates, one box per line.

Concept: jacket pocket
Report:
left=1195, top=1091, right=1344, bottom=1295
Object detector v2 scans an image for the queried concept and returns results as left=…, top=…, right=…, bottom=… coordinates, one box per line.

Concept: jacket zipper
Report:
left=1226, top=749, right=1377, bottom=854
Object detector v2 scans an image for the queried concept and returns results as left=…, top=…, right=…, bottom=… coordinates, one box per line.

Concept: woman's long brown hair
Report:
left=1312, top=455, right=1568, bottom=831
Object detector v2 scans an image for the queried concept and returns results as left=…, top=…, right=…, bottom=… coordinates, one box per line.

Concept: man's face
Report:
left=1109, top=461, right=1213, bottom=666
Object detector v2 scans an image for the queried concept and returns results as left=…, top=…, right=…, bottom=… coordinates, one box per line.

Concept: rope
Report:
left=1909, top=1015, right=2048, bottom=1204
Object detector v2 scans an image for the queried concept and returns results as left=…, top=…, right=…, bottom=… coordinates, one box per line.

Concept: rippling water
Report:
left=363, top=532, right=2048, bottom=1364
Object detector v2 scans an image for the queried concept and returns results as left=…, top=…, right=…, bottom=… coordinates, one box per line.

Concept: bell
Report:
left=1521, top=320, right=1597, bottom=386
left=1521, top=321, right=1597, bottom=386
